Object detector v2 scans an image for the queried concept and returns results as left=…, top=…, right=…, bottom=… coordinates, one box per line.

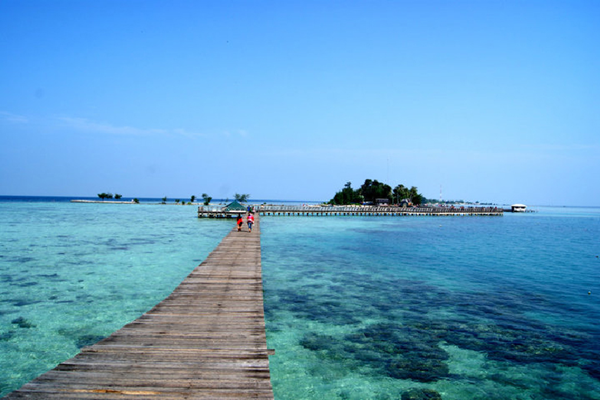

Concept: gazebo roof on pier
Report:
left=224, top=200, right=246, bottom=211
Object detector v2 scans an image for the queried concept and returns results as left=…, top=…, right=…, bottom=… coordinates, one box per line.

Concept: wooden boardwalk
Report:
left=6, top=214, right=273, bottom=399
left=198, top=205, right=503, bottom=218
left=256, top=205, right=503, bottom=217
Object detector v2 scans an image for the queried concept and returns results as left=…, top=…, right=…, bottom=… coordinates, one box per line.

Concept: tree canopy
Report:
left=234, top=193, right=250, bottom=203
left=329, top=179, right=424, bottom=205
left=202, top=193, right=212, bottom=206
left=392, top=184, right=423, bottom=206
left=329, top=182, right=363, bottom=205
left=360, top=179, right=392, bottom=203
left=97, top=193, right=113, bottom=201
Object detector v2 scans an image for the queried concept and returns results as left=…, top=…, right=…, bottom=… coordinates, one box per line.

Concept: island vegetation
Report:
left=92, top=188, right=494, bottom=207
left=202, top=193, right=212, bottom=205
left=92, top=192, right=253, bottom=205
left=329, top=179, right=424, bottom=206
left=234, top=193, right=250, bottom=203
left=97, top=192, right=122, bottom=201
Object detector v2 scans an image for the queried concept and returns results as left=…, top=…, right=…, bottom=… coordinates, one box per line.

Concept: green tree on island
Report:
left=202, top=193, right=212, bottom=206
left=329, top=179, right=423, bottom=206
left=190, top=195, right=196, bottom=203
left=234, top=193, right=250, bottom=203
left=115, top=194, right=122, bottom=199
left=98, top=193, right=119, bottom=201
left=392, top=184, right=423, bottom=205
left=409, top=187, right=423, bottom=205
left=360, top=179, right=392, bottom=203
left=161, top=196, right=167, bottom=204
left=329, top=182, right=363, bottom=205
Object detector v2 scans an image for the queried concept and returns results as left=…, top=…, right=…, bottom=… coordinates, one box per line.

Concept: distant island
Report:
left=85, top=192, right=251, bottom=206
left=329, top=179, right=424, bottom=206
left=328, top=179, right=496, bottom=207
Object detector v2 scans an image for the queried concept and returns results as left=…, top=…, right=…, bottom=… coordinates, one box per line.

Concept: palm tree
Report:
left=234, top=193, right=250, bottom=203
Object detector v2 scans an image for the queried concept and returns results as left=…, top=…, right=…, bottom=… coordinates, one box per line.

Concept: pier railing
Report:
left=198, top=205, right=503, bottom=217
left=257, top=205, right=502, bottom=216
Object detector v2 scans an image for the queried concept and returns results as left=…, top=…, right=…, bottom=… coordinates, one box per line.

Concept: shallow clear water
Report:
left=1, top=202, right=599, bottom=399
left=261, top=208, right=600, bottom=399
left=0, top=201, right=231, bottom=396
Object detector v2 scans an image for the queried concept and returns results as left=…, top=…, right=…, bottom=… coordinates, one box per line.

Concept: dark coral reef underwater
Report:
left=265, top=271, right=599, bottom=399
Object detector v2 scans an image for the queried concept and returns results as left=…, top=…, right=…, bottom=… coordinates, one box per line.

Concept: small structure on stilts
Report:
left=198, top=200, right=248, bottom=218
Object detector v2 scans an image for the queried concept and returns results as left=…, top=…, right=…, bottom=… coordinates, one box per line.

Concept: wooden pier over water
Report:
left=198, top=205, right=503, bottom=218
left=6, top=216, right=273, bottom=399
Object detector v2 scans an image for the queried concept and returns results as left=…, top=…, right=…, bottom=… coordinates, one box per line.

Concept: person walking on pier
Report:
left=247, top=212, right=254, bottom=232
left=236, top=214, right=243, bottom=232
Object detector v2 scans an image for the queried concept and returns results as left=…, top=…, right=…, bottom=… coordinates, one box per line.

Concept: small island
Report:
left=328, top=179, right=424, bottom=206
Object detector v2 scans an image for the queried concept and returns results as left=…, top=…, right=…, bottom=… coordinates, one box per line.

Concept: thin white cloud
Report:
left=57, top=117, right=166, bottom=136
left=259, top=143, right=599, bottom=164
left=56, top=116, right=207, bottom=138
left=171, top=128, right=205, bottom=139
left=520, top=143, right=599, bottom=152
left=0, top=111, right=29, bottom=124
left=256, top=147, right=439, bottom=160
left=221, top=129, right=249, bottom=138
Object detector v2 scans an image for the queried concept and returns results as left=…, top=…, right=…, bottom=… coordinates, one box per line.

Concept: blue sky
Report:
left=1, top=0, right=599, bottom=205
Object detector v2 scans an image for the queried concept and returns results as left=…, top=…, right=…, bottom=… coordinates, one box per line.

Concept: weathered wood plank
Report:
left=5, top=214, right=273, bottom=399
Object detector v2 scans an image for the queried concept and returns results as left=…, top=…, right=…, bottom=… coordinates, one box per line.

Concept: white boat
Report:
left=511, top=204, right=527, bottom=212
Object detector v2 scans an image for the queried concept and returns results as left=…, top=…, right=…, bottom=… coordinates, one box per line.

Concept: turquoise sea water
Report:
left=262, top=208, right=600, bottom=399
left=0, top=199, right=231, bottom=396
left=1, top=199, right=599, bottom=399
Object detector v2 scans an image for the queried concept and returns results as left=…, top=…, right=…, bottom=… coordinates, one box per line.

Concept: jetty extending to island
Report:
left=198, top=205, right=503, bottom=218
left=6, top=215, right=273, bottom=399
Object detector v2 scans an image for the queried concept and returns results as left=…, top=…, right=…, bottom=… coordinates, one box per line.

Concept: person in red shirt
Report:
left=236, top=214, right=243, bottom=232
left=247, top=212, right=255, bottom=232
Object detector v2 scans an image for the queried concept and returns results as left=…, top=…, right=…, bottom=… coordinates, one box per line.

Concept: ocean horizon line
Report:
left=1, top=195, right=599, bottom=208
left=0, top=195, right=325, bottom=205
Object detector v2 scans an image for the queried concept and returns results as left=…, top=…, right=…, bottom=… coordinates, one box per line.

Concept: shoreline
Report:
left=70, top=200, right=203, bottom=205
left=70, top=199, right=139, bottom=204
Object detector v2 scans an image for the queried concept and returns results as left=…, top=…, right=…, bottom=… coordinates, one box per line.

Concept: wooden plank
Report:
left=5, top=214, right=273, bottom=399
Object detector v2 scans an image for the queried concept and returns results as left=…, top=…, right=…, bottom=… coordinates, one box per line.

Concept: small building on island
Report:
left=399, top=198, right=412, bottom=208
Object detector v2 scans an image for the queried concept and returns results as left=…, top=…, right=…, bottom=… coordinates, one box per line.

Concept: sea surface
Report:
left=1, top=197, right=599, bottom=399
